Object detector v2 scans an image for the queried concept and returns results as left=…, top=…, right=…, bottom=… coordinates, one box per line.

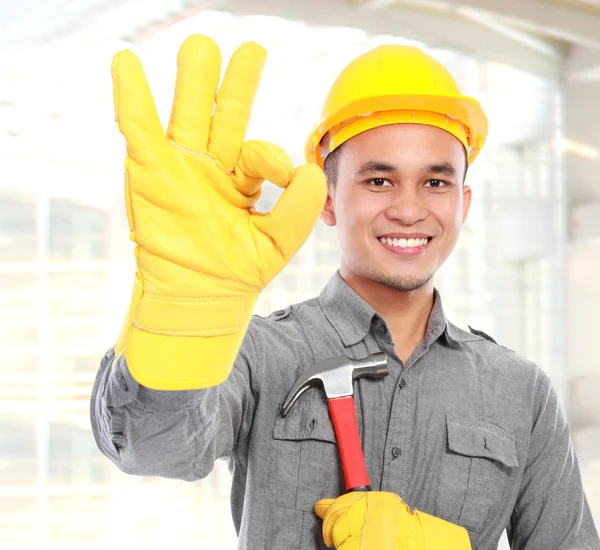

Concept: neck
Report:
left=339, top=268, right=435, bottom=361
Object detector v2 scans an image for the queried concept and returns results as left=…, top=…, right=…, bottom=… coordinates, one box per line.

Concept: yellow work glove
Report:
left=111, top=34, right=326, bottom=390
left=314, top=492, right=472, bottom=549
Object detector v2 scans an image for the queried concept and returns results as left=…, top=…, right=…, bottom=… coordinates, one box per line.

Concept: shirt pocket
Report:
left=435, top=414, right=519, bottom=533
left=268, top=397, right=345, bottom=512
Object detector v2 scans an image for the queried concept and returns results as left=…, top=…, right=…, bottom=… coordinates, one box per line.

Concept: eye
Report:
left=424, top=179, right=449, bottom=189
left=366, top=178, right=392, bottom=187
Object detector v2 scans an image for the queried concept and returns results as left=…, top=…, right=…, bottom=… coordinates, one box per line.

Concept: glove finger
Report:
left=415, top=510, right=471, bottom=548
left=111, top=49, right=167, bottom=165
left=359, top=493, right=404, bottom=549
left=252, top=163, right=326, bottom=264
left=167, top=35, right=221, bottom=154
left=227, top=140, right=294, bottom=206
left=323, top=493, right=368, bottom=548
left=314, top=498, right=336, bottom=520
left=208, top=41, right=266, bottom=172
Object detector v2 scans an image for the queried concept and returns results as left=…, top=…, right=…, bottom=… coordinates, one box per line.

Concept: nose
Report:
left=385, top=185, right=427, bottom=226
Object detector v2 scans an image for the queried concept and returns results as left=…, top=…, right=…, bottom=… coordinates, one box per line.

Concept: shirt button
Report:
left=399, top=379, right=406, bottom=389
left=392, top=447, right=401, bottom=458
left=119, top=374, right=128, bottom=392
left=378, top=324, right=387, bottom=335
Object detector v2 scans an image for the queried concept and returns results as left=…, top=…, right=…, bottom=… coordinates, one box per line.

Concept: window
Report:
left=49, top=199, right=109, bottom=261
left=0, top=191, right=36, bottom=261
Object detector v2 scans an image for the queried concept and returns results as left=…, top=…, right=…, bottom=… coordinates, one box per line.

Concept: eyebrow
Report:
left=426, top=162, right=457, bottom=178
left=353, top=161, right=397, bottom=177
left=353, top=160, right=459, bottom=178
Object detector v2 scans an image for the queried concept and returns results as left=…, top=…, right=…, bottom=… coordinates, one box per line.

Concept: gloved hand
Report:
left=111, top=34, right=327, bottom=390
left=314, top=492, right=472, bottom=549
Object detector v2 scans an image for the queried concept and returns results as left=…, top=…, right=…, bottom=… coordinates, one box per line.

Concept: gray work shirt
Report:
left=91, top=272, right=599, bottom=549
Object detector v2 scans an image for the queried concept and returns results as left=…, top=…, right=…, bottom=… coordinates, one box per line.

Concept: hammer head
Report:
left=281, top=352, right=388, bottom=417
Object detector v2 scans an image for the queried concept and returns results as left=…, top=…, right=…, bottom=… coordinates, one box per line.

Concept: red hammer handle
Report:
left=328, top=395, right=371, bottom=491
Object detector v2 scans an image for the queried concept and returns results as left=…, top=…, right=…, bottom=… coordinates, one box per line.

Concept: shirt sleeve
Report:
left=90, top=322, right=262, bottom=482
left=508, top=368, right=600, bottom=549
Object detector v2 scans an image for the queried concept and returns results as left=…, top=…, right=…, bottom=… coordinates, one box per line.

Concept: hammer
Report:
left=281, top=353, right=388, bottom=492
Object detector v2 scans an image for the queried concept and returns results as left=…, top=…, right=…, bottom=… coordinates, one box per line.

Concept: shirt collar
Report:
left=318, top=271, right=449, bottom=348
left=424, top=288, right=448, bottom=346
left=319, top=272, right=378, bottom=347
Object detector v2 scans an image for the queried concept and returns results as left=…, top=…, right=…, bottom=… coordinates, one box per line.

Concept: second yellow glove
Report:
left=314, top=492, right=472, bottom=549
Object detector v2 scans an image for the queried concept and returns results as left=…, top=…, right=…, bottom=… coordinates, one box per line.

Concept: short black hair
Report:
left=322, top=143, right=469, bottom=185
left=323, top=143, right=344, bottom=185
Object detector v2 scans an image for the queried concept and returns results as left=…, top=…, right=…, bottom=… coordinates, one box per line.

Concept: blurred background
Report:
left=1, top=0, right=600, bottom=548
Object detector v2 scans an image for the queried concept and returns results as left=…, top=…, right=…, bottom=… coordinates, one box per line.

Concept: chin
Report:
left=367, top=266, right=433, bottom=293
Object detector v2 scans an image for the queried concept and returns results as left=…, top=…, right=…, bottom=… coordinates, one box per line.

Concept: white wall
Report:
left=564, top=44, right=600, bottom=523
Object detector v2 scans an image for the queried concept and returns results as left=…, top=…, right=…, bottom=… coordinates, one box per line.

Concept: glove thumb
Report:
left=314, top=498, right=336, bottom=520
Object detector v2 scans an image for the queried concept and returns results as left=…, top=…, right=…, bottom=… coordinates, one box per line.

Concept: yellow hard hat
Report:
left=305, top=45, right=488, bottom=167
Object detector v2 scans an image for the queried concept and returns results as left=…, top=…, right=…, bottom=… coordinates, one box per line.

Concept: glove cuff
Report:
left=125, top=327, right=249, bottom=390
left=416, top=511, right=472, bottom=549
left=115, top=272, right=143, bottom=356
left=135, top=292, right=259, bottom=336
left=116, top=284, right=259, bottom=390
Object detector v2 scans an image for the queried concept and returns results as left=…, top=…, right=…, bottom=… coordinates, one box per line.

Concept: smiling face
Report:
left=321, top=123, right=472, bottom=293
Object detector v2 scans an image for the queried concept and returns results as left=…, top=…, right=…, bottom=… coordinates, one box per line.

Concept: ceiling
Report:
left=4, top=0, right=600, bottom=80
left=1, top=0, right=599, bottom=206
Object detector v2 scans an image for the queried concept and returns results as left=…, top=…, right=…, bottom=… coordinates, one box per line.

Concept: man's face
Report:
left=321, top=123, right=471, bottom=293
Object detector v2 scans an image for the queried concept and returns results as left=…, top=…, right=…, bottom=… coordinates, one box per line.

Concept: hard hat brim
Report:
left=305, top=93, right=488, bottom=167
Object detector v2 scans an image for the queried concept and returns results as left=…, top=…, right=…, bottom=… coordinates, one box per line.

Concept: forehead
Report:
left=338, top=123, right=466, bottom=167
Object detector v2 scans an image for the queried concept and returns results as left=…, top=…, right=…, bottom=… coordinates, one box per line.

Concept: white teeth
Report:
left=379, top=237, right=429, bottom=248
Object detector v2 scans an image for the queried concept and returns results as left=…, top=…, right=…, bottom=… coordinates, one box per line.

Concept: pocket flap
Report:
left=274, top=399, right=337, bottom=443
left=446, top=415, right=518, bottom=468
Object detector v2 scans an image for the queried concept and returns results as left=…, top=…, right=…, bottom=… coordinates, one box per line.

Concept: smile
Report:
left=378, top=236, right=431, bottom=255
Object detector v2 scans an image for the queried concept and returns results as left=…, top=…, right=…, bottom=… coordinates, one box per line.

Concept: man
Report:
left=91, top=34, right=599, bottom=549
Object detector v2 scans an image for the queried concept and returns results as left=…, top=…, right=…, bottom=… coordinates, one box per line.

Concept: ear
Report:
left=321, top=185, right=337, bottom=227
left=461, top=184, right=472, bottom=224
